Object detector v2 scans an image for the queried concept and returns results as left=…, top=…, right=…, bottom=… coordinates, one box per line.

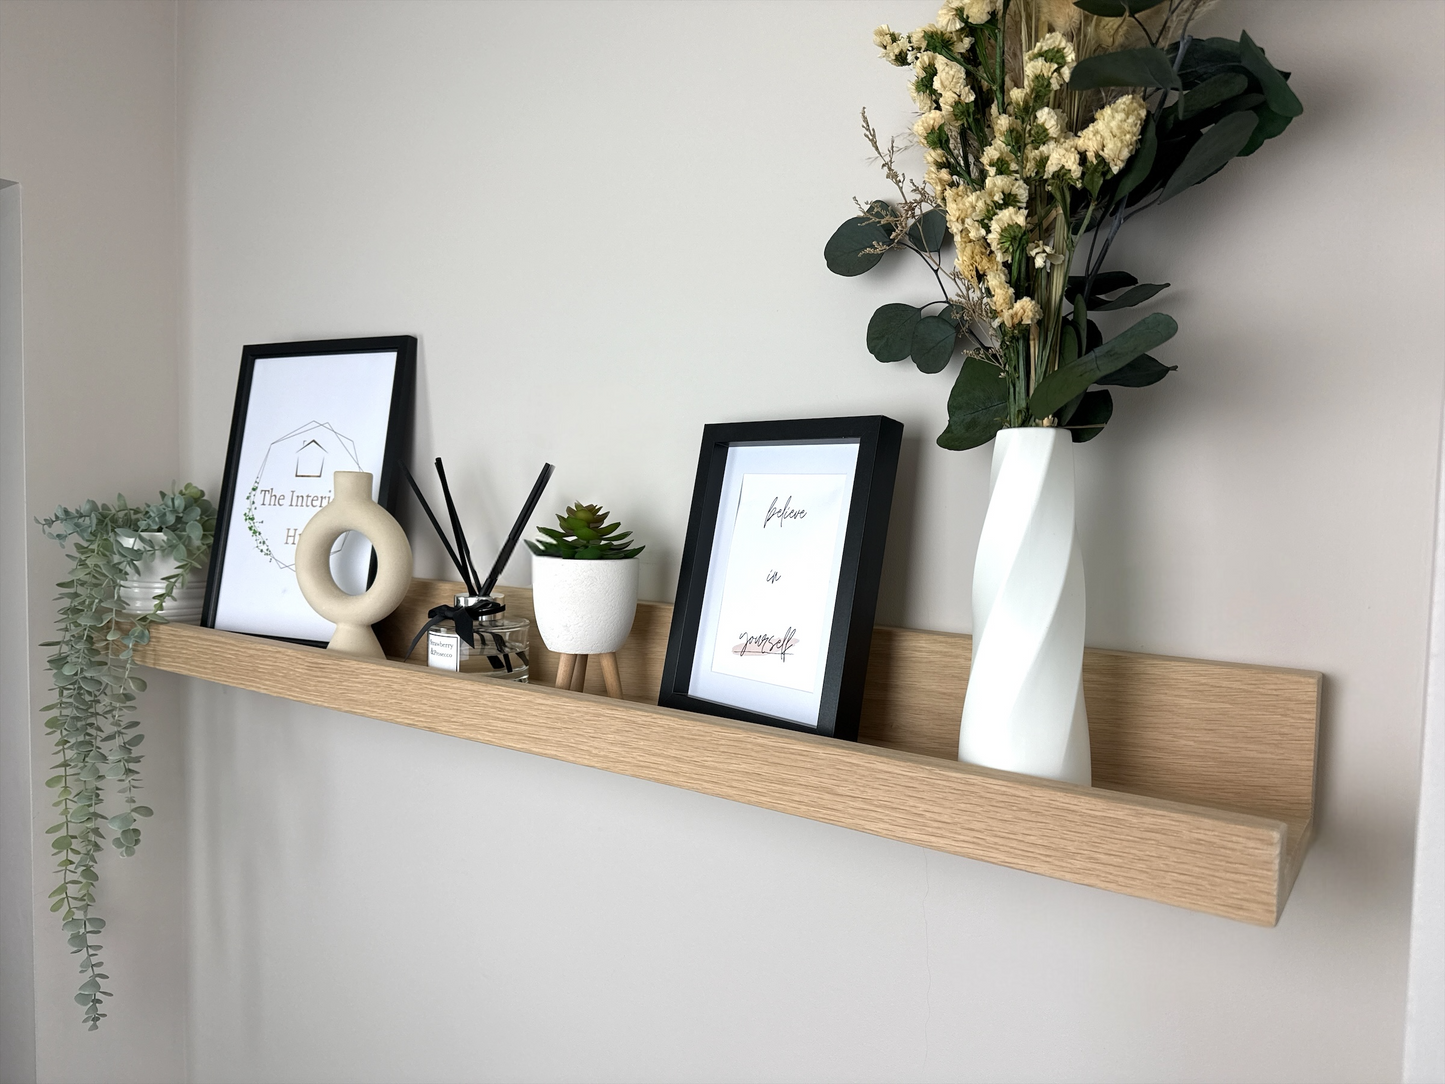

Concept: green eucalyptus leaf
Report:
left=1028, top=313, right=1179, bottom=418
left=1060, top=324, right=1079, bottom=369
left=1056, top=390, right=1087, bottom=428
left=1070, top=47, right=1181, bottom=91
left=1174, top=37, right=1242, bottom=83
left=824, top=214, right=892, bottom=276
left=1160, top=110, right=1258, bottom=202
left=1239, top=104, right=1292, bottom=156
left=937, top=355, right=1008, bottom=451
left=910, top=317, right=958, bottom=374
left=1069, top=271, right=1136, bottom=297
left=1178, top=72, right=1249, bottom=119
left=1239, top=30, right=1302, bottom=117
left=1068, top=390, right=1115, bottom=442
left=1094, top=354, right=1177, bottom=387
left=1073, top=0, right=1167, bottom=12
left=867, top=304, right=923, bottom=362
left=905, top=208, right=948, bottom=253
left=1091, top=282, right=1170, bottom=310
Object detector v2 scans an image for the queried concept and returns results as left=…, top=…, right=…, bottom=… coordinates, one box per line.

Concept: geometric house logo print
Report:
left=295, top=439, right=326, bottom=478
left=244, top=420, right=363, bottom=570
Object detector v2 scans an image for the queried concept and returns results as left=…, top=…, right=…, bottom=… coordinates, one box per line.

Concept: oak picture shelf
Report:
left=133, top=578, right=1320, bottom=926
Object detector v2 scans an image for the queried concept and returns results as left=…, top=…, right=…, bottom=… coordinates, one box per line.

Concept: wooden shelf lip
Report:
left=134, top=604, right=1318, bottom=927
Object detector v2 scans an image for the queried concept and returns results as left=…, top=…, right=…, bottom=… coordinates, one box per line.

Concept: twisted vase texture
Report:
left=959, top=427, right=1091, bottom=785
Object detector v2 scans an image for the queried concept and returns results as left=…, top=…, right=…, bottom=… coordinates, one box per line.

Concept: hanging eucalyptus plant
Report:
left=37, top=484, right=215, bottom=1029
left=827, top=0, right=1301, bottom=447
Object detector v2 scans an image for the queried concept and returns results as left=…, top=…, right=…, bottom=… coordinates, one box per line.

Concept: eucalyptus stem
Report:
left=38, top=484, right=215, bottom=1029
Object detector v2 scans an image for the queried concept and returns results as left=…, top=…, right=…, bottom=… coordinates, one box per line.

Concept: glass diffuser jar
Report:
left=427, top=593, right=530, bottom=682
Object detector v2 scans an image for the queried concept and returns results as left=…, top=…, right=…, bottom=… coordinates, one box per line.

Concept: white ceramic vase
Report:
left=295, top=471, right=413, bottom=658
left=958, top=426, right=1091, bottom=785
left=118, top=532, right=208, bottom=623
left=530, top=556, right=638, bottom=655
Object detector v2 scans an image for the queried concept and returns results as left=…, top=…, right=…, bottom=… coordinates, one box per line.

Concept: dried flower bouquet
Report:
left=827, top=0, right=1301, bottom=447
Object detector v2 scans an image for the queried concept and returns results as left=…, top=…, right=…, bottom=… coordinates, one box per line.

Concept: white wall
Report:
left=0, top=3, right=187, bottom=1081
left=175, top=2, right=1444, bottom=1081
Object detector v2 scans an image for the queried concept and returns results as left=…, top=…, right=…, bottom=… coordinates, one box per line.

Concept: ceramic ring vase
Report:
left=530, top=556, right=638, bottom=655
left=295, top=471, right=413, bottom=658
left=958, top=427, right=1091, bottom=785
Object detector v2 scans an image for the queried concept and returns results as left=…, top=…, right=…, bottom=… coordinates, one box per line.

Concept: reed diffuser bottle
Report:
left=426, top=593, right=530, bottom=681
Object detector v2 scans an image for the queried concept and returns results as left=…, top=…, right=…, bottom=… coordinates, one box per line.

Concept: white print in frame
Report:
left=709, top=473, right=849, bottom=693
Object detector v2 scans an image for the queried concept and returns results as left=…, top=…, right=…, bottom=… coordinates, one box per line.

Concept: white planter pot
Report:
left=531, top=556, right=638, bottom=655
left=958, top=427, right=1091, bottom=785
left=118, top=532, right=208, bottom=623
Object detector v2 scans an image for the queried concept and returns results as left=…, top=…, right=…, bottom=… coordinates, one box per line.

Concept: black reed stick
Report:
left=478, top=463, right=554, bottom=599
left=434, top=457, right=481, bottom=593
left=401, top=461, right=474, bottom=592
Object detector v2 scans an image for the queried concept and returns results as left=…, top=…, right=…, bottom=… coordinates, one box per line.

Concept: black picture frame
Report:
left=201, top=335, right=416, bottom=646
left=659, top=415, right=902, bottom=741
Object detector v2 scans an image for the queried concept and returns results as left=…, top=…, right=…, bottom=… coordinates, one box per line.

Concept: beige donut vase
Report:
left=295, top=471, right=413, bottom=659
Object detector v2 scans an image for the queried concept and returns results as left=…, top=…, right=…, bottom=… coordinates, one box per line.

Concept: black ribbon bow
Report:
left=405, top=596, right=504, bottom=661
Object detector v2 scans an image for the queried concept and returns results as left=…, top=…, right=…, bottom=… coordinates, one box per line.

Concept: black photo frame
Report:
left=659, top=415, right=902, bottom=741
left=202, top=336, right=416, bottom=646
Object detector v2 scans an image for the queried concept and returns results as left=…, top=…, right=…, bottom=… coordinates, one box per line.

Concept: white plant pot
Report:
left=958, top=427, right=1091, bottom=785
left=531, top=556, right=639, bottom=655
left=118, top=532, right=208, bottom=623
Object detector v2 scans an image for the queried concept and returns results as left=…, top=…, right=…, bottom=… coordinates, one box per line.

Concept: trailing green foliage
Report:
left=829, top=1, right=1300, bottom=448
left=37, top=485, right=214, bottom=1029
left=526, top=502, right=644, bottom=560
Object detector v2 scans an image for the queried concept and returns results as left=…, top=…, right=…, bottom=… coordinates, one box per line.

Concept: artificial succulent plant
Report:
left=526, top=502, right=644, bottom=560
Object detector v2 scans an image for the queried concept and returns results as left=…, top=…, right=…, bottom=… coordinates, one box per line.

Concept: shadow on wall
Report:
left=875, top=433, right=922, bottom=628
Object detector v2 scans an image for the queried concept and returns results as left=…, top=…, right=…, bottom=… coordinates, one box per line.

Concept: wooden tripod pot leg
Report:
left=569, top=653, right=589, bottom=692
left=555, top=653, right=577, bottom=690
left=598, top=652, right=623, bottom=700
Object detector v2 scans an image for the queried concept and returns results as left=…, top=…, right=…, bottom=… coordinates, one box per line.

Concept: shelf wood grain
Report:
left=137, top=577, right=1320, bottom=926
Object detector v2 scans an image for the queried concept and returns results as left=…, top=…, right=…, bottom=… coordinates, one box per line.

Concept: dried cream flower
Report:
left=1034, top=107, right=1066, bottom=141
left=1041, top=138, right=1083, bottom=181
left=954, top=239, right=998, bottom=282
left=960, top=0, right=1000, bottom=23
left=1028, top=241, right=1062, bottom=268
left=984, top=174, right=1028, bottom=208
left=1026, top=31, right=1076, bottom=82
left=1077, top=94, right=1148, bottom=174
left=937, top=4, right=964, bottom=31
left=1023, top=58, right=1063, bottom=93
left=934, top=57, right=969, bottom=99
left=925, top=166, right=955, bottom=197
left=1000, top=297, right=1043, bottom=328
left=924, top=147, right=950, bottom=167
left=986, top=267, right=1015, bottom=312
left=913, top=110, right=948, bottom=141
left=981, top=139, right=1017, bottom=176
left=987, top=206, right=1028, bottom=262
left=944, top=186, right=990, bottom=239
